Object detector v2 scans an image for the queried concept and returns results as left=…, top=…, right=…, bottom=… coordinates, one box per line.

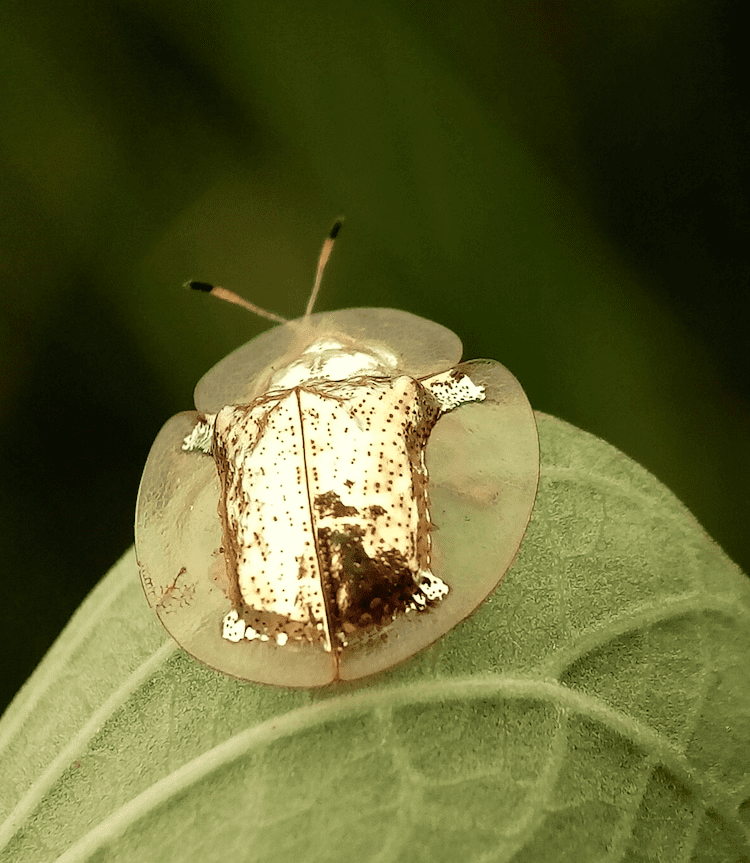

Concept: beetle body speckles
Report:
left=183, top=372, right=467, bottom=656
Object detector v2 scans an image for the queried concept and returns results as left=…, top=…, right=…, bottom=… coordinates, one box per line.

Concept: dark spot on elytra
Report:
left=317, top=525, right=430, bottom=636
left=314, top=490, right=359, bottom=518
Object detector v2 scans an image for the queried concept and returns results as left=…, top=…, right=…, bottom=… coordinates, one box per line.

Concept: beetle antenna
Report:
left=185, top=281, right=289, bottom=324
left=304, top=218, right=343, bottom=319
left=185, top=219, right=342, bottom=326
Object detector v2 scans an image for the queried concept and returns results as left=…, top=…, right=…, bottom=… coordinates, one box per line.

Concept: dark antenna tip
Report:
left=329, top=218, right=344, bottom=240
left=185, top=280, right=215, bottom=293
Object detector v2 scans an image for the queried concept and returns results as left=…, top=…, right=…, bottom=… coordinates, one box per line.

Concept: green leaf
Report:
left=1, top=414, right=748, bottom=862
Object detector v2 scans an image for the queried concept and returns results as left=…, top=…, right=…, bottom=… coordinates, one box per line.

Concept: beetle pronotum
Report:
left=135, top=222, right=539, bottom=687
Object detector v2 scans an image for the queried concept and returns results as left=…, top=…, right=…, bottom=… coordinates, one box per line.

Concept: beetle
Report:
left=135, top=222, right=539, bottom=687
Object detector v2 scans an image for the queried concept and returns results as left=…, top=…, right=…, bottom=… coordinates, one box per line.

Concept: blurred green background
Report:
left=1, top=0, right=747, bottom=714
